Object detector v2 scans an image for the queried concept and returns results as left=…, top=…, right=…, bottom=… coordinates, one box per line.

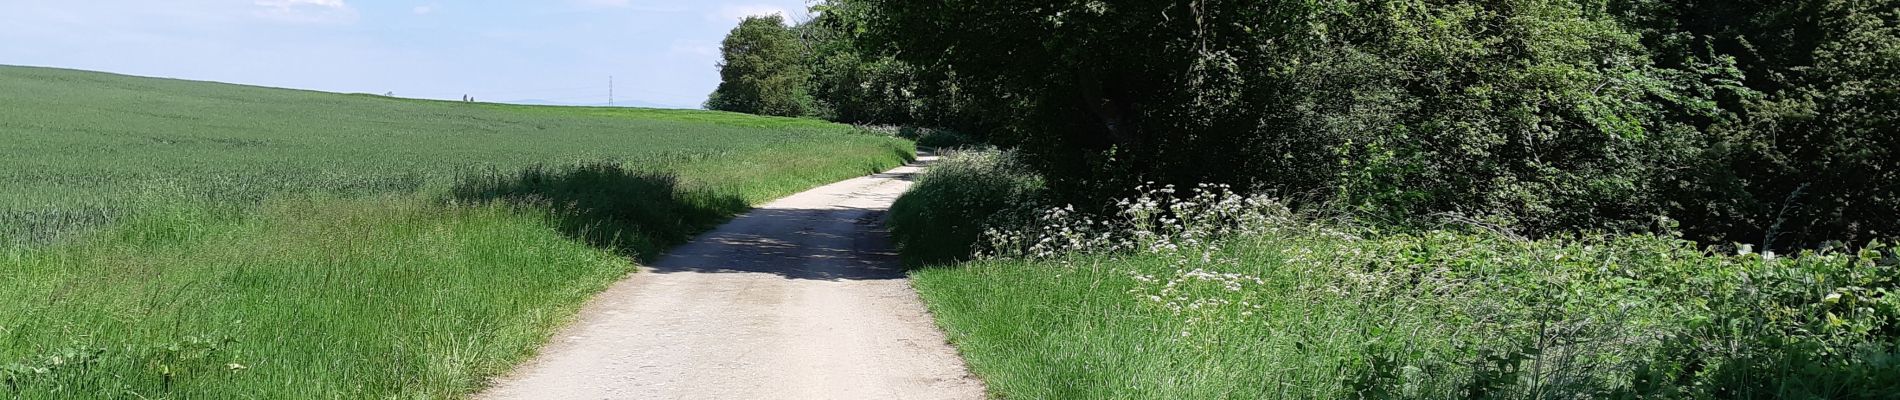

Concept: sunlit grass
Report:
left=0, top=65, right=908, bottom=246
left=0, top=65, right=913, bottom=398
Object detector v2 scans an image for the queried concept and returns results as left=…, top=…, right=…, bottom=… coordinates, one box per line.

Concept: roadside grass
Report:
left=915, top=222, right=1900, bottom=399
left=0, top=65, right=913, bottom=398
left=901, top=152, right=1900, bottom=399
left=3, top=198, right=629, bottom=398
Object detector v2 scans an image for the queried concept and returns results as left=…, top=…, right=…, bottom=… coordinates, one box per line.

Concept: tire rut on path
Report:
left=478, top=157, right=985, bottom=400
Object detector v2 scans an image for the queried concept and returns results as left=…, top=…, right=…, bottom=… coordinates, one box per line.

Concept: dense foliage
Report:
left=721, top=0, right=1898, bottom=250
left=1619, top=0, right=1900, bottom=249
left=705, top=15, right=815, bottom=117
left=706, top=2, right=1017, bottom=140
left=888, top=150, right=1045, bottom=266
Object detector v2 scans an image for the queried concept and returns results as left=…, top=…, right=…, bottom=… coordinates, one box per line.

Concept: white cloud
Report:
left=254, top=0, right=357, bottom=23
left=709, top=4, right=799, bottom=23
left=412, top=5, right=434, bottom=15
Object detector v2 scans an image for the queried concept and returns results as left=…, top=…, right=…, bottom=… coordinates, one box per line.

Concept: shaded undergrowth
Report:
left=451, top=162, right=750, bottom=262
left=887, top=150, right=1044, bottom=267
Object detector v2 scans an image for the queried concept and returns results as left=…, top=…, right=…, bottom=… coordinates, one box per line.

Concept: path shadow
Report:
left=452, top=160, right=924, bottom=281
left=450, top=162, right=750, bottom=262
left=866, top=170, right=919, bottom=183
left=644, top=206, right=907, bottom=281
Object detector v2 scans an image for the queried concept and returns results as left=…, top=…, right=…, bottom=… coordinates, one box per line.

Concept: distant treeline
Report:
left=707, top=0, right=1898, bottom=250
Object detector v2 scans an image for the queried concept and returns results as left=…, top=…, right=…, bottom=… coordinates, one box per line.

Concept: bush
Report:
left=887, top=150, right=1045, bottom=266
left=917, top=184, right=1900, bottom=398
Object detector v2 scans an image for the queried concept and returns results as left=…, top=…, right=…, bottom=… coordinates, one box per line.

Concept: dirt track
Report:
left=478, top=157, right=984, bottom=399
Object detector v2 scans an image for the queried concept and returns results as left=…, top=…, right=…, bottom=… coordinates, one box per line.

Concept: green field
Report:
left=0, top=65, right=912, bottom=398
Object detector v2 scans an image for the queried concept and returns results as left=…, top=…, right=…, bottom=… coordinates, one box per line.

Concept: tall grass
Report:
left=900, top=152, right=1900, bottom=399
left=3, top=198, right=629, bottom=398
left=0, top=65, right=914, bottom=398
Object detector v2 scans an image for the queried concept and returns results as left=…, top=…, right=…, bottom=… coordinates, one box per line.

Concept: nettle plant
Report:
left=979, top=183, right=1308, bottom=341
left=981, top=183, right=1296, bottom=260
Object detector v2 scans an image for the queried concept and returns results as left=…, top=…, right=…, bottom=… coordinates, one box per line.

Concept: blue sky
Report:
left=0, top=0, right=815, bottom=108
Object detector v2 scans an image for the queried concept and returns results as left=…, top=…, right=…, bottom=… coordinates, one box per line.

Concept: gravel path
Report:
left=478, top=157, right=984, bottom=400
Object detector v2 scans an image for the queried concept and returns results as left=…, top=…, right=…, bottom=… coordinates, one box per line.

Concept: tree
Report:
left=706, top=15, right=813, bottom=117
left=863, top=0, right=1669, bottom=229
left=854, top=0, right=1895, bottom=247
left=1623, top=0, right=1900, bottom=248
left=795, top=1, right=1016, bottom=138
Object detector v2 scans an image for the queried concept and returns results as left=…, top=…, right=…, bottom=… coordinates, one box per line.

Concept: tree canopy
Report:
left=706, top=15, right=813, bottom=117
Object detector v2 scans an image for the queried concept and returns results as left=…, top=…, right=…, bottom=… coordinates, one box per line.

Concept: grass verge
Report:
left=898, top=153, right=1900, bottom=399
